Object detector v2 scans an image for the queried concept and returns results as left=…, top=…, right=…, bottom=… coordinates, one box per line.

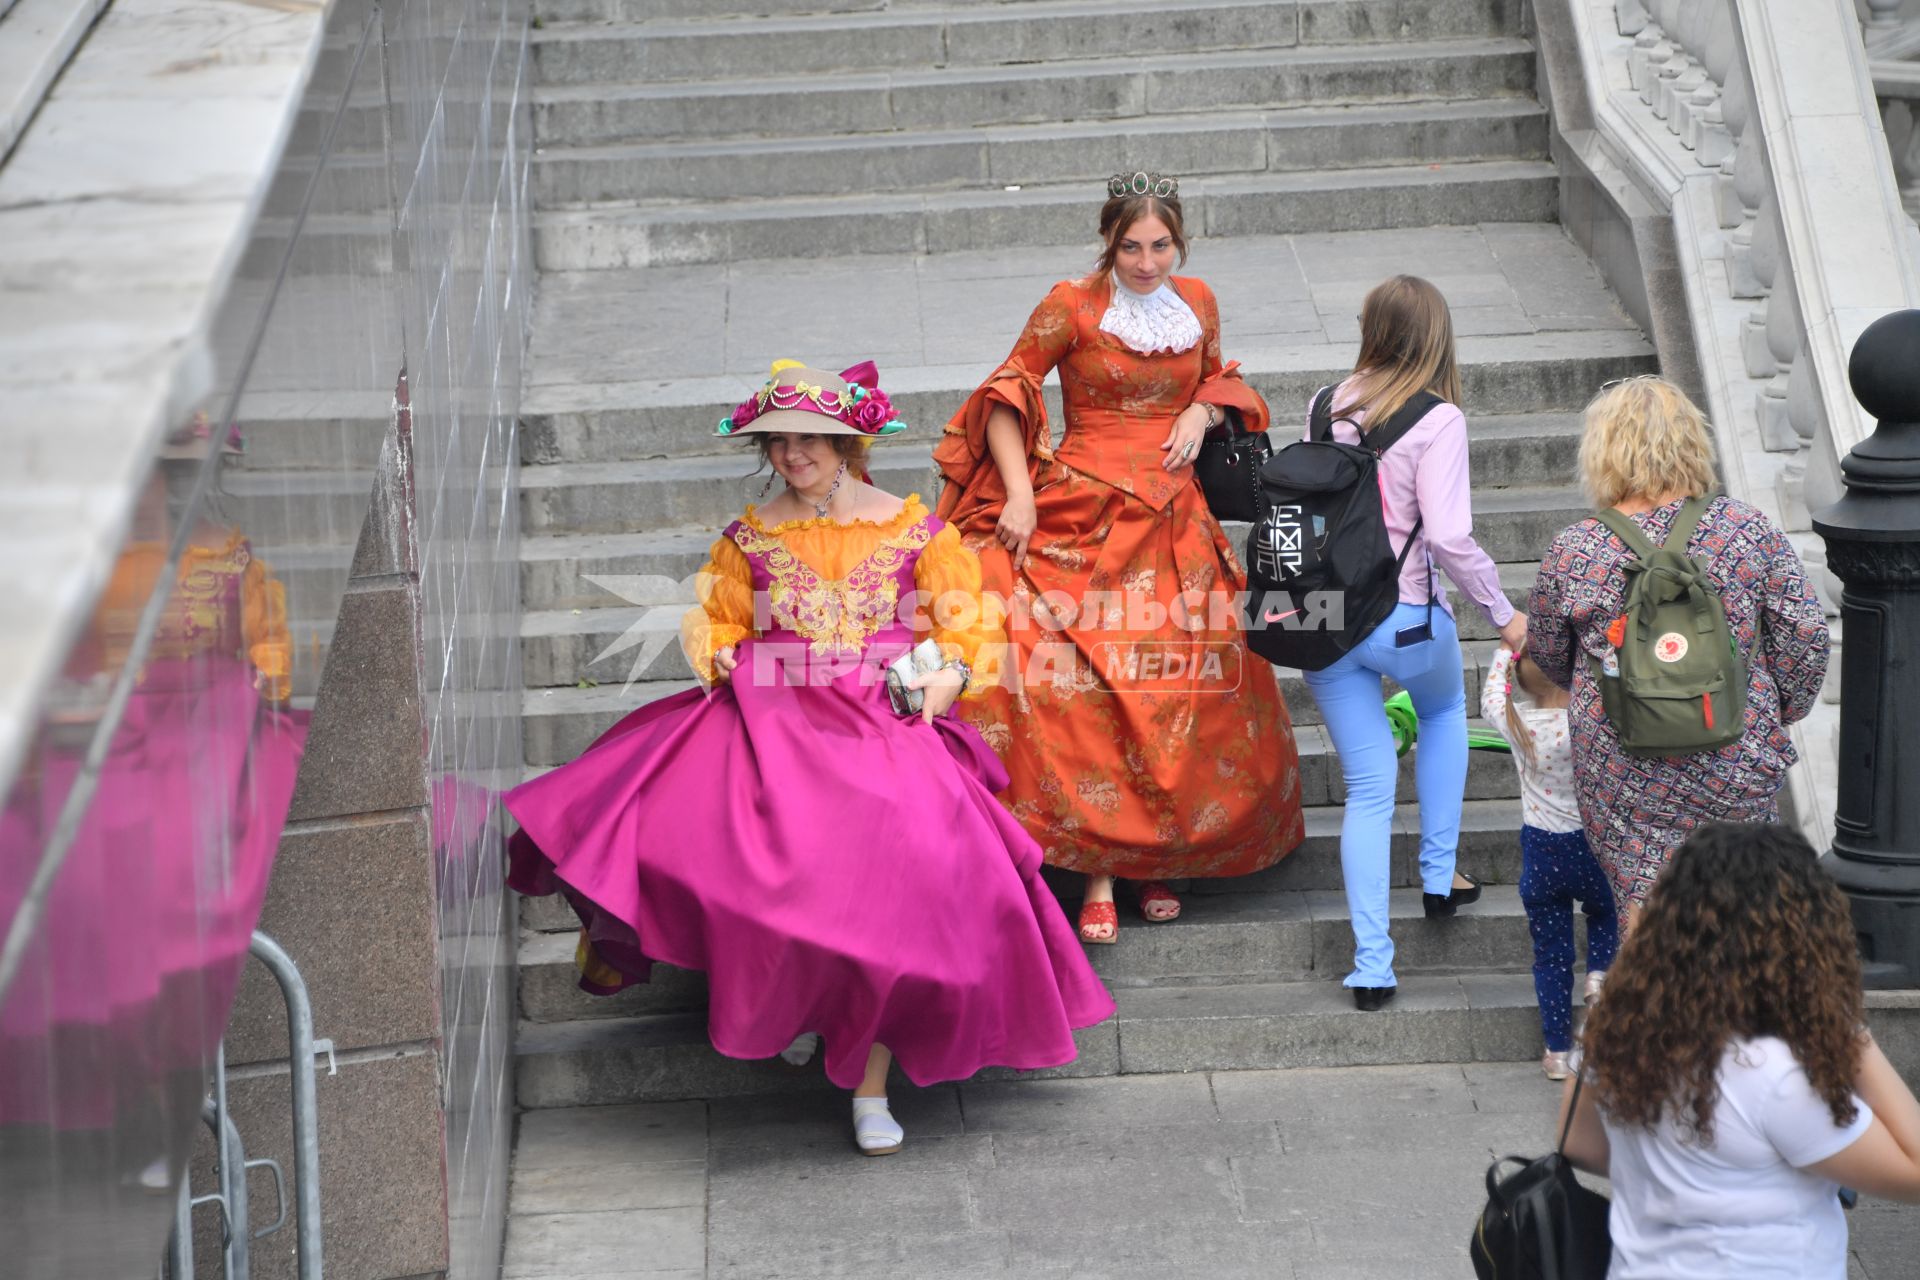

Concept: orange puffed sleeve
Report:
left=934, top=280, right=1077, bottom=520
left=1187, top=278, right=1270, bottom=435
left=913, top=525, right=1007, bottom=698
left=240, top=555, right=293, bottom=704
left=680, top=535, right=755, bottom=685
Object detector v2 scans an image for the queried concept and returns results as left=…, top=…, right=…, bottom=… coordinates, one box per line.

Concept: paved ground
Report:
left=500, top=1061, right=1920, bottom=1279
left=522, top=222, right=1639, bottom=390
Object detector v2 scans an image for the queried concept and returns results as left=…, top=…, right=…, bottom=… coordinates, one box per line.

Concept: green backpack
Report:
left=1589, top=498, right=1746, bottom=758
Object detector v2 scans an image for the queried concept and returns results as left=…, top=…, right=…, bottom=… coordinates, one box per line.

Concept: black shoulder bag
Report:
left=1469, top=1074, right=1613, bottom=1280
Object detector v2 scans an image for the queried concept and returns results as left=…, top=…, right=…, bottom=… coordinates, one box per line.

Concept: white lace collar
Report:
left=1097, top=273, right=1201, bottom=356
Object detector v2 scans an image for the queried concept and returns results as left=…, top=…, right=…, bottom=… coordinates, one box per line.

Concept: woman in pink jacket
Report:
left=1299, top=275, right=1528, bottom=1011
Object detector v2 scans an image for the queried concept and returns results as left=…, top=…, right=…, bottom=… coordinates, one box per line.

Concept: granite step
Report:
left=515, top=522, right=1545, bottom=621
left=532, top=100, right=1549, bottom=207
left=536, top=0, right=1530, bottom=33
left=532, top=0, right=1301, bottom=87
left=227, top=394, right=390, bottom=471
left=516, top=445, right=936, bottom=534
left=532, top=160, right=1561, bottom=269
left=212, top=468, right=377, bottom=551
left=534, top=0, right=1528, bottom=35
left=516, top=591, right=1538, bottom=694
left=513, top=970, right=1551, bottom=1107
left=529, top=0, right=1526, bottom=88
left=518, top=318, right=1649, bottom=466
left=532, top=38, right=1537, bottom=146
left=514, top=411, right=1579, bottom=532
left=519, top=673, right=1529, bottom=810
left=507, top=981, right=1920, bottom=1110
left=516, top=884, right=1580, bottom=1024
left=517, top=441, right=1586, bottom=549
left=235, top=211, right=395, bottom=281
left=535, top=0, right=884, bottom=20
left=263, top=149, right=391, bottom=220
left=516, top=795, right=1533, bottom=937
left=519, top=526, right=727, bottom=611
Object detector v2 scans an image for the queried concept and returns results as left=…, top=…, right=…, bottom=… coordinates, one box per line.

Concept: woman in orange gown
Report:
left=935, top=173, right=1305, bottom=942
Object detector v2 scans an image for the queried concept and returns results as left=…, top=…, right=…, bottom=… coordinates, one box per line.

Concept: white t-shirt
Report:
left=1601, top=1036, right=1873, bottom=1278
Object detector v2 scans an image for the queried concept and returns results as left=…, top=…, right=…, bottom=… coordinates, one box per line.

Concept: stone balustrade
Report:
left=1856, top=3, right=1920, bottom=267
left=1870, top=57, right=1920, bottom=224
left=1543, top=0, right=1920, bottom=851
left=1610, top=0, right=1919, bottom=537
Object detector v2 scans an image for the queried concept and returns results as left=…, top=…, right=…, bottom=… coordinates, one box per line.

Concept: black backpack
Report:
left=1469, top=1074, right=1613, bottom=1279
left=1243, top=386, right=1440, bottom=671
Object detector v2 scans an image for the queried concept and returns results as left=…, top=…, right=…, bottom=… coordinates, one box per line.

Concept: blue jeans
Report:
left=1303, top=601, right=1467, bottom=989
left=1519, top=825, right=1619, bottom=1052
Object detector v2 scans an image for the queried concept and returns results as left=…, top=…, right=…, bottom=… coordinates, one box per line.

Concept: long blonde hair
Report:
left=1578, top=375, right=1719, bottom=508
left=1335, top=276, right=1462, bottom=427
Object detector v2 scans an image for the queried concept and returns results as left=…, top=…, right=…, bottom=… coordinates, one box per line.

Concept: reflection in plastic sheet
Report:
left=0, top=0, right=531, bottom=1266
left=0, top=443, right=308, bottom=1278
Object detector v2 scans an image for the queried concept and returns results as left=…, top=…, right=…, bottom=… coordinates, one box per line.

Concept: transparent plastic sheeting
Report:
left=0, top=0, right=396, bottom=1270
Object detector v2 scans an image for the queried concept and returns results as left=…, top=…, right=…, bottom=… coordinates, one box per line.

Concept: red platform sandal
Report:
left=1137, top=881, right=1181, bottom=923
left=1077, top=899, right=1118, bottom=945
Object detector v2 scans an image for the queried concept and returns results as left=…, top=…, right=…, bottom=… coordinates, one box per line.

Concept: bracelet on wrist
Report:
left=945, top=658, right=973, bottom=695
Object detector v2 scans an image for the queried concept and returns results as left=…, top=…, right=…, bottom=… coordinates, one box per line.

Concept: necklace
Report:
left=795, top=460, right=848, bottom=519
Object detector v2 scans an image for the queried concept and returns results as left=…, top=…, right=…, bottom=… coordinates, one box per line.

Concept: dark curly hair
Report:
left=1584, top=822, right=1864, bottom=1144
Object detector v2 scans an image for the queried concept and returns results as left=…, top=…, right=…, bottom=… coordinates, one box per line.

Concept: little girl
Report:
left=1482, top=644, right=1619, bottom=1079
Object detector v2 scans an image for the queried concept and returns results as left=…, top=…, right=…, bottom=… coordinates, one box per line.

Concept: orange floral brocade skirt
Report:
left=951, top=463, right=1306, bottom=880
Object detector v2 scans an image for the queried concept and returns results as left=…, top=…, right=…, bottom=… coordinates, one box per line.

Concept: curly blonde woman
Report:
left=1525, top=376, right=1831, bottom=918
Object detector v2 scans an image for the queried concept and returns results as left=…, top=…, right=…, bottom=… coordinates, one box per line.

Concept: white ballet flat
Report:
left=852, top=1096, right=903, bottom=1157
left=779, top=1032, right=820, bottom=1067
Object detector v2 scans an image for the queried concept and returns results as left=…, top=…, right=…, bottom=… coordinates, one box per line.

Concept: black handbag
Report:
left=1193, top=407, right=1271, bottom=523
left=1469, top=1074, right=1612, bottom=1280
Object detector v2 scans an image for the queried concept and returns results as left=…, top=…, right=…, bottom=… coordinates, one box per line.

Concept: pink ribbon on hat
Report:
left=839, top=360, right=880, bottom=391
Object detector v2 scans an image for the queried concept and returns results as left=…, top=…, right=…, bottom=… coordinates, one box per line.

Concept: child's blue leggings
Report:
left=1520, top=824, right=1619, bottom=1052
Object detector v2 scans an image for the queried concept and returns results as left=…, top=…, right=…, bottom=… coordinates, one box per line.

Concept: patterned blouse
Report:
left=1526, top=495, right=1830, bottom=903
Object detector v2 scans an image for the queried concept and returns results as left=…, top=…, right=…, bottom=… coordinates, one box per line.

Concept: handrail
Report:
left=166, top=934, right=326, bottom=1280
left=248, top=931, right=325, bottom=1280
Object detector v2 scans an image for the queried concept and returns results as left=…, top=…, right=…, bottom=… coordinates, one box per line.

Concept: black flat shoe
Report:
left=1352, top=985, right=1396, bottom=1012
left=1423, top=872, right=1483, bottom=919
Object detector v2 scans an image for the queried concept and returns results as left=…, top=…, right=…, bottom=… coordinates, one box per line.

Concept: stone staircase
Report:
left=509, top=0, right=1662, bottom=1111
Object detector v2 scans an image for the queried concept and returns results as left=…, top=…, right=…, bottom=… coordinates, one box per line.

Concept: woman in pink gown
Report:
left=0, top=483, right=306, bottom=1147
left=505, top=359, right=1114, bottom=1155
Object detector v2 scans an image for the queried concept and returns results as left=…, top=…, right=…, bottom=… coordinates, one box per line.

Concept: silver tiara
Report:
left=1107, top=171, right=1179, bottom=200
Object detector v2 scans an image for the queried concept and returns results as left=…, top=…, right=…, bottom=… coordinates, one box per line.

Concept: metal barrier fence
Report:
left=164, top=933, right=325, bottom=1280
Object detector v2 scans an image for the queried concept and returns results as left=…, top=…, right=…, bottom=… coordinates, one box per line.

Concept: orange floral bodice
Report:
left=680, top=496, right=1005, bottom=688
left=934, top=275, right=1269, bottom=514
left=76, top=529, right=293, bottom=701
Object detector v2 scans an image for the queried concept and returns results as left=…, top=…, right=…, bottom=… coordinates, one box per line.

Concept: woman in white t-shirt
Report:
left=1557, top=821, right=1920, bottom=1278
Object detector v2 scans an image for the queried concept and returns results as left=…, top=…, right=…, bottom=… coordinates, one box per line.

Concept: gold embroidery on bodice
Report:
left=731, top=519, right=933, bottom=655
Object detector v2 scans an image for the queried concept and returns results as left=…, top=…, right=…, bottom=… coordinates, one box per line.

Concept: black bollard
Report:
left=1812, top=308, right=1920, bottom=988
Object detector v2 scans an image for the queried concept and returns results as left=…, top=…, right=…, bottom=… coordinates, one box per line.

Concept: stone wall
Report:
left=191, top=0, right=532, bottom=1275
